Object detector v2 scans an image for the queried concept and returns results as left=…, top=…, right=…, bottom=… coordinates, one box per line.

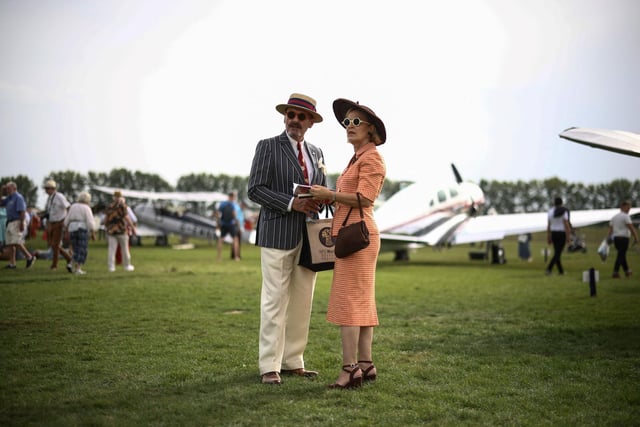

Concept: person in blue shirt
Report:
left=0, top=184, right=7, bottom=246
left=232, top=198, right=246, bottom=260
left=0, top=182, right=36, bottom=269
left=216, top=191, right=240, bottom=261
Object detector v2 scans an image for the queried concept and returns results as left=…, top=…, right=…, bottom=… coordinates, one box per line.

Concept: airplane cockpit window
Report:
left=437, top=190, right=446, bottom=203
left=450, top=188, right=458, bottom=198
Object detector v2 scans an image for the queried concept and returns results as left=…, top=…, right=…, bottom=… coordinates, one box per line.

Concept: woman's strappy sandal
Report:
left=358, top=360, right=377, bottom=382
left=327, top=364, right=363, bottom=389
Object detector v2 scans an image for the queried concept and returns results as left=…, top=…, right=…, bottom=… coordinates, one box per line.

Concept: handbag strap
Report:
left=341, top=193, right=364, bottom=226
left=320, top=204, right=334, bottom=219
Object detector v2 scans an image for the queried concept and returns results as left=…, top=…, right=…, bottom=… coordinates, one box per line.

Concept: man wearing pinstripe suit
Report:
left=248, top=93, right=328, bottom=385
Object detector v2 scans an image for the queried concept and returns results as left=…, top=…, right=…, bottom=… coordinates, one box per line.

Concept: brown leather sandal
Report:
left=327, top=364, right=363, bottom=389
left=358, top=360, right=377, bottom=382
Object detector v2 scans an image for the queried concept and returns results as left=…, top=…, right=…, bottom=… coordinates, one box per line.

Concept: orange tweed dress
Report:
left=327, top=143, right=386, bottom=326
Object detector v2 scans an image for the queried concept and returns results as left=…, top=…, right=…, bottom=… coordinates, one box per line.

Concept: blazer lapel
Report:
left=306, top=145, right=321, bottom=185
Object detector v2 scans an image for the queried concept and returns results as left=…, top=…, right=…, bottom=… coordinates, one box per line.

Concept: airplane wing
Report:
left=92, top=185, right=228, bottom=203
left=381, top=208, right=640, bottom=248
left=559, top=127, right=640, bottom=158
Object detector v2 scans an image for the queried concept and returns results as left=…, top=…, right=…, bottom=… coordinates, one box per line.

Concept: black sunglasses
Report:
left=342, top=118, right=369, bottom=127
left=287, top=111, right=307, bottom=121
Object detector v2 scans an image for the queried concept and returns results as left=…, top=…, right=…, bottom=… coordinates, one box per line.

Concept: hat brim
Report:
left=332, top=98, right=386, bottom=144
left=275, top=104, right=323, bottom=123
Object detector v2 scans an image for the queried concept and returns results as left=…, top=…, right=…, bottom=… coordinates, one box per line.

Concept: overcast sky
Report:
left=2, top=0, right=639, bottom=207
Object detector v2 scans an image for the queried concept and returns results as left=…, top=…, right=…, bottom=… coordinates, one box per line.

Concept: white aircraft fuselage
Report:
left=134, top=203, right=218, bottom=241
left=375, top=181, right=485, bottom=251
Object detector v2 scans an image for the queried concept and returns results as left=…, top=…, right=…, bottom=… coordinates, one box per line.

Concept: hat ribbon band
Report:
left=288, top=98, right=316, bottom=112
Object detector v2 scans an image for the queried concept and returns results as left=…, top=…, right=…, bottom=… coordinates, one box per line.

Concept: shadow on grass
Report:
left=393, top=323, right=640, bottom=358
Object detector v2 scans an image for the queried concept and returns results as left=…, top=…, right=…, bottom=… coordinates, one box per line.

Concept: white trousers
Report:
left=106, top=233, right=132, bottom=270
left=259, top=241, right=317, bottom=375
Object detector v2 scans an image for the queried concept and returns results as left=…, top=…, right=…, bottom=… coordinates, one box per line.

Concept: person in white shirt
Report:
left=43, top=179, right=73, bottom=272
left=64, top=191, right=97, bottom=274
left=545, top=197, right=572, bottom=275
left=607, top=200, right=639, bottom=278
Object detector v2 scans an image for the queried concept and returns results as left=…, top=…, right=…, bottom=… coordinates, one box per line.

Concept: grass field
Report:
left=1, top=226, right=639, bottom=426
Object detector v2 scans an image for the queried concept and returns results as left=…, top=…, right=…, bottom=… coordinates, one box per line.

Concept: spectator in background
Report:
left=232, top=196, right=245, bottom=260
left=104, top=191, right=137, bottom=272
left=518, top=233, right=532, bottom=262
left=64, top=191, right=97, bottom=274
left=545, top=197, right=572, bottom=276
left=23, top=207, right=31, bottom=240
left=97, top=209, right=106, bottom=240
left=216, top=191, right=240, bottom=261
left=608, top=200, right=639, bottom=278
left=0, top=184, right=7, bottom=246
left=115, top=197, right=137, bottom=264
left=0, top=181, right=36, bottom=269
left=27, top=207, right=40, bottom=239
left=43, top=180, right=73, bottom=272
left=125, top=198, right=137, bottom=236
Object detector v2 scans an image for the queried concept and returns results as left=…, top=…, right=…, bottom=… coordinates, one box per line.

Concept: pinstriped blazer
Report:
left=248, top=131, right=327, bottom=250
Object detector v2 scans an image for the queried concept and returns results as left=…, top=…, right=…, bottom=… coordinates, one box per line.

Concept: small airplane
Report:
left=559, top=127, right=640, bottom=158
left=92, top=185, right=228, bottom=245
left=374, top=165, right=640, bottom=260
left=92, top=186, right=229, bottom=204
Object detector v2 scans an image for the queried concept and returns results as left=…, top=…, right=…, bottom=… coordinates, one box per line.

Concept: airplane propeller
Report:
left=451, top=163, right=463, bottom=184
left=451, top=163, right=478, bottom=216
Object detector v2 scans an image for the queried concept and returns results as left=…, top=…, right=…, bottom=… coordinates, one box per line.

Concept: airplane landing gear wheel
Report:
left=394, top=250, right=409, bottom=261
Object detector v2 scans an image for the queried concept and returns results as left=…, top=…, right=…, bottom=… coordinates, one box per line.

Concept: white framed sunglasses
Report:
left=341, top=117, right=369, bottom=127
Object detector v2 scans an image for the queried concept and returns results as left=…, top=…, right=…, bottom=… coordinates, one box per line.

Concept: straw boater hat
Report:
left=276, top=93, right=323, bottom=123
left=332, top=98, right=386, bottom=145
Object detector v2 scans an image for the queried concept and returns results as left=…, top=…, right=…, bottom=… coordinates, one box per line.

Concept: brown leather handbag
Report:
left=334, top=193, right=370, bottom=258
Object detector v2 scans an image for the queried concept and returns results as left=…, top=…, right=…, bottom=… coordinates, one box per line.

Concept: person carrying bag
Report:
left=334, top=193, right=369, bottom=258
left=305, top=97, right=387, bottom=389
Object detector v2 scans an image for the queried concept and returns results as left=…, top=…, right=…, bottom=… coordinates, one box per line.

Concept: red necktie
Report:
left=297, top=141, right=309, bottom=184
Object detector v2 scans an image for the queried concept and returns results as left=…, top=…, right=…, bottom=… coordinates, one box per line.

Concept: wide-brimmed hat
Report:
left=276, top=93, right=323, bottom=123
left=333, top=98, right=386, bottom=144
left=44, top=179, right=57, bottom=189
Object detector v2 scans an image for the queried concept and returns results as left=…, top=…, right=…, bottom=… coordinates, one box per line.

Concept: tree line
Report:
left=2, top=169, right=638, bottom=214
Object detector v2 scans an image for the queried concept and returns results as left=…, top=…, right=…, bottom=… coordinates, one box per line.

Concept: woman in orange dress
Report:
left=310, top=98, right=386, bottom=388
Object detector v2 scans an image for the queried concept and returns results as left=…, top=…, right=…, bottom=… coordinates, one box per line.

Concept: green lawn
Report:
left=1, top=227, right=638, bottom=426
